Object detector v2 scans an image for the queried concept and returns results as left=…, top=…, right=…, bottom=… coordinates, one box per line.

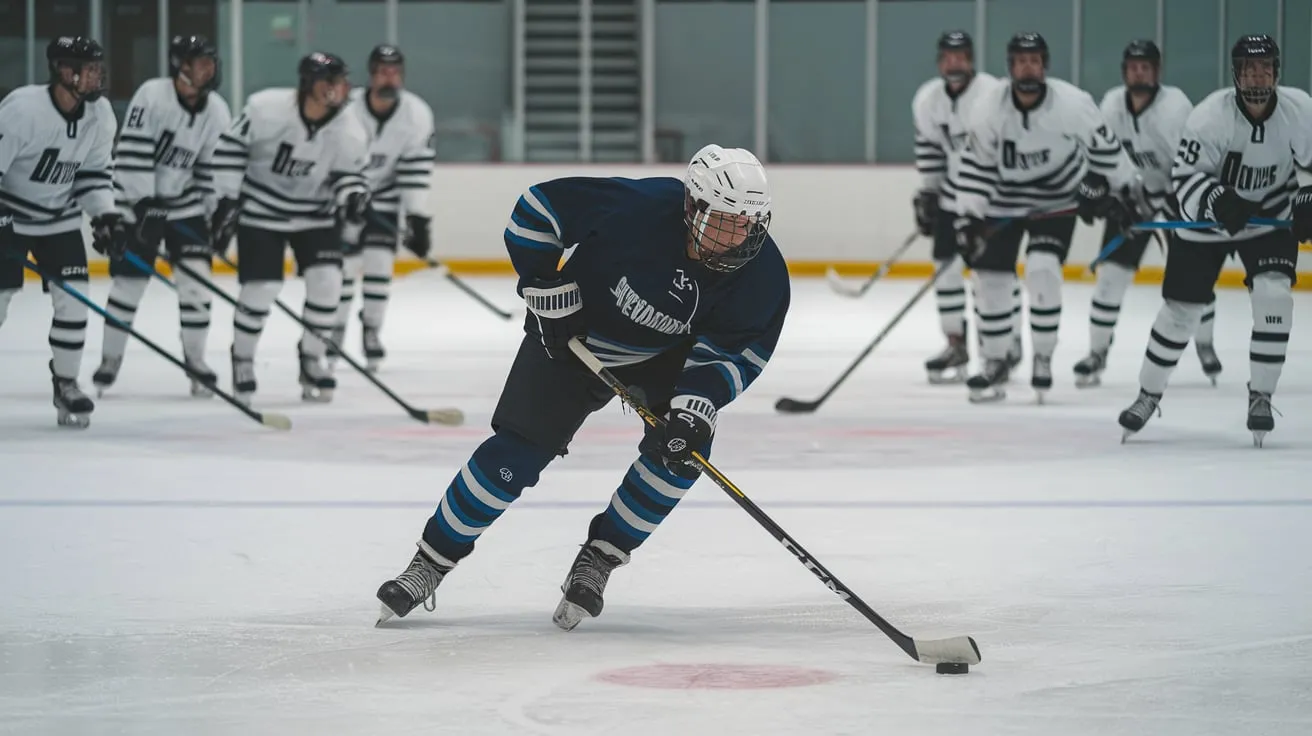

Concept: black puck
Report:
left=935, top=662, right=969, bottom=675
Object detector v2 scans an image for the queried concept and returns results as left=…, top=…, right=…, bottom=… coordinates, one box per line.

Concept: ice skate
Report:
left=552, top=539, right=630, bottom=631
left=231, top=351, right=256, bottom=406
left=91, top=355, right=122, bottom=397
left=1031, top=354, right=1053, bottom=403
left=51, top=361, right=94, bottom=429
left=1072, top=350, right=1107, bottom=388
left=1006, top=334, right=1023, bottom=370
left=1118, top=388, right=1162, bottom=442
left=185, top=354, right=217, bottom=398
left=966, top=358, right=1009, bottom=403
left=298, top=346, right=336, bottom=402
left=924, top=334, right=968, bottom=384
left=1196, top=342, right=1222, bottom=386
left=375, top=542, right=456, bottom=625
left=1246, top=383, right=1279, bottom=448
left=324, top=326, right=346, bottom=369
left=362, top=323, right=385, bottom=373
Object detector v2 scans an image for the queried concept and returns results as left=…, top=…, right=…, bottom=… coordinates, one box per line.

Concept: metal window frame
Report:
left=640, top=0, right=654, bottom=163
left=1156, top=0, right=1164, bottom=52
left=1072, top=0, right=1082, bottom=86
left=865, top=0, right=876, bottom=162
left=26, top=0, right=35, bottom=84
left=1218, top=0, right=1227, bottom=88
left=511, top=0, right=525, bottom=161
left=754, top=0, right=767, bottom=160
left=158, top=0, right=169, bottom=76
left=232, top=0, right=244, bottom=109
left=580, top=0, right=592, bottom=162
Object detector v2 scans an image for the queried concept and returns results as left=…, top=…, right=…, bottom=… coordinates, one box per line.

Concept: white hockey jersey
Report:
left=345, top=88, right=435, bottom=218
left=912, top=72, right=1002, bottom=213
left=0, top=85, right=116, bottom=236
left=113, top=77, right=233, bottom=223
left=956, top=78, right=1139, bottom=219
left=1171, top=86, right=1312, bottom=244
left=211, top=88, right=370, bottom=233
left=1099, top=84, right=1192, bottom=217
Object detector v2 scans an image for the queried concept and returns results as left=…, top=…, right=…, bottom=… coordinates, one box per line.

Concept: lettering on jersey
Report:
left=1220, top=152, right=1277, bottom=191
left=126, top=106, right=147, bottom=130
left=271, top=142, right=316, bottom=177
left=366, top=153, right=388, bottom=171
left=937, top=124, right=969, bottom=152
left=1176, top=139, right=1201, bottom=166
left=28, top=148, right=81, bottom=185
left=610, top=276, right=692, bottom=335
left=153, top=131, right=198, bottom=170
left=1001, top=141, right=1050, bottom=169
left=1123, top=141, right=1162, bottom=170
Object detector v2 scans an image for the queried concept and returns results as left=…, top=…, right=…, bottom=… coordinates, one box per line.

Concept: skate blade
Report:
left=301, top=387, right=335, bottom=403
left=190, top=382, right=216, bottom=399
left=927, top=371, right=967, bottom=385
left=552, top=598, right=590, bottom=632
left=1074, top=374, right=1102, bottom=389
left=1032, top=386, right=1051, bottom=404
left=1207, top=374, right=1220, bottom=387
left=1253, top=431, right=1268, bottom=448
left=235, top=392, right=253, bottom=407
left=968, top=389, right=1006, bottom=404
left=1120, top=428, right=1137, bottom=444
left=57, top=412, right=91, bottom=429
left=376, top=604, right=396, bottom=627
left=366, top=358, right=383, bottom=373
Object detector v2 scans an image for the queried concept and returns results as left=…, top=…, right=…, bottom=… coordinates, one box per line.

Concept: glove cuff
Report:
left=523, top=279, right=581, bottom=319
left=670, top=394, right=718, bottom=433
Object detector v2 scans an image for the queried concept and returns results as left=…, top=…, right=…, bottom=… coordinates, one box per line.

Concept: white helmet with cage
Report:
left=683, top=144, right=772, bottom=272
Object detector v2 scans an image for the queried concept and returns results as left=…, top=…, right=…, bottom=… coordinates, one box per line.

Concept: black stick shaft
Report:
left=424, top=258, right=514, bottom=320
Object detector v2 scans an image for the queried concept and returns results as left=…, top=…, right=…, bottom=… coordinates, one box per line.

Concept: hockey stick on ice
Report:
left=567, top=337, right=981, bottom=668
left=24, top=257, right=291, bottom=430
left=825, top=231, right=919, bottom=298
left=189, top=251, right=465, bottom=426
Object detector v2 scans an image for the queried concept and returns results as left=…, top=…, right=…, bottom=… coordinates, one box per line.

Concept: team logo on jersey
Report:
left=270, top=142, right=316, bottom=177
left=1123, top=141, right=1162, bottom=170
left=1220, top=153, right=1278, bottom=192
left=610, top=275, right=693, bottom=335
left=1000, top=142, right=1050, bottom=169
left=938, top=124, right=968, bottom=152
left=154, top=131, right=198, bottom=170
left=28, top=148, right=81, bottom=185
left=366, top=153, right=388, bottom=171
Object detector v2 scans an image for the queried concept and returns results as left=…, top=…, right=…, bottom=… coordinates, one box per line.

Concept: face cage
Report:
left=1008, top=53, right=1047, bottom=93
left=53, top=60, right=105, bottom=101
left=179, top=54, right=222, bottom=93
left=686, top=206, right=771, bottom=273
left=1233, top=58, right=1277, bottom=105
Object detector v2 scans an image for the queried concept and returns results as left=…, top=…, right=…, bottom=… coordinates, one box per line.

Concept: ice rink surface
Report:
left=2, top=270, right=1311, bottom=735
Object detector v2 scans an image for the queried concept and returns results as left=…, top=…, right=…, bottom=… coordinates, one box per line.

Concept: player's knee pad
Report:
left=1249, top=272, right=1293, bottom=334
left=934, top=258, right=965, bottom=292
left=1024, top=250, right=1063, bottom=294
left=237, top=280, right=282, bottom=314
left=107, top=274, right=150, bottom=311
left=173, top=259, right=212, bottom=309
left=1158, top=298, right=1207, bottom=339
left=302, top=264, right=341, bottom=309
left=49, top=284, right=88, bottom=327
left=469, top=428, right=558, bottom=497
left=974, top=270, right=1014, bottom=314
left=341, top=253, right=364, bottom=285
left=362, top=245, right=395, bottom=279
left=1092, top=261, right=1135, bottom=305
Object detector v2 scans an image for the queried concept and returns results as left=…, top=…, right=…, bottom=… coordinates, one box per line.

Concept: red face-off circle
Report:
left=595, top=664, right=837, bottom=690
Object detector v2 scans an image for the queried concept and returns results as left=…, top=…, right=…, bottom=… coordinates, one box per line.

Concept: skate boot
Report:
left=231, top=351, right=257, bottom=406
left=51, top=361, right=94, bottom=429
left=1118, top=388, right=1162, bottom=442
left=1073, top=350, right=1107, bottom=388
left=553, top=539, right=630, bottom=631
left=924, top=334, right=968, bottom=384
left=324, top=325, right=346, bottom=368
left=91, top=355, right=122, bottom=397
left=376, top=541, right=457, bottom=625
left=184, top=354, right=218, bottom=398
left=1196, top=342, right=1222, bottom=386
left=966, top=358, right=1010, bottom=403
left=362, top=323, right=385, bottom=373
left=298, top=346, right=336, bottom=402
left=1246, top=383, right=1280, bottom=448
left=1006, top=334, right=1023, bottom=370
left=1031, top=354, right=1053, bottom=403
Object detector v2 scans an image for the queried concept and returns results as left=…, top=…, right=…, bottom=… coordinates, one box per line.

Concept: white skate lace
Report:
left=572, top=547, right=619, bottom=597
left=56, top=378, right=90, bottom=404
left=1078, top=352, right=1106, bottom=370
left=1033, top=355, right=1052, bottom=377
left=362, top=327, right=383, bottom=352
left=233, top=359, right=255, bottom=384
left=1248, top=391, right=1281, bottom=420
left=395, top=554, right=446, bottom=612
left=1127, top=392, right=1161, bottom=422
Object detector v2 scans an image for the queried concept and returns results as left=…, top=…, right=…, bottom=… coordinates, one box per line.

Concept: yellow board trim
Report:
left=30, top=258, right=1312, bottom=291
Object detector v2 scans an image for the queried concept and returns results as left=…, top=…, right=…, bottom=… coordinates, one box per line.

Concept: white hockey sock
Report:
left=0, top=289, right=15, bottom=327
left=232, top=281, right=282, bottom=361
left=101, top=276, right=150, bottom=361
left=1196, top=297, right=1217, bottom=345
left=335, top=253, right=364, bottom=330
left=1010, top=277, right=1024, bottom=336
left=49, top=285, right=89, bottom=379
left=360, top=246, right=395, bottom=329
left=1025, top=251, right=1063, bottom=358
left=973, top=271, right=1015, bottom=360
left=174, top=258, right=213, bottom=361
left=1248, top=273, right=1293, bottom=395
left=300, top=264, right=343, bottom=358
left=1138, top=299, right=1205, bottom=395
left=934, top=257, right=967, bottom=337
left=1089, top=262, right=1134, bottom=354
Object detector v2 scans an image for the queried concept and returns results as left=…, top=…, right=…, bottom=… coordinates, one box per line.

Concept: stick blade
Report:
left=774, top=397, right=820, bottom=414
left=423, top=407, right=465, bottom=426
left=825, top=267, right=864, bottom=298
left=261, top=412, right=293, bottom=431
left=913, top=635, right=982, bottom=665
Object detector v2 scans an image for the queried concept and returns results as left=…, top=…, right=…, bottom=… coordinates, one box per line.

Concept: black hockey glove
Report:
left=913, top=190, right=938, bottom=237
left=522, top=276, right=585, bottom=360
left=404, top=215, right=432, bottom=259
left=1076, top=172, right=1112, bottom=225
left=953, top=215, right=989, bottom=266
left=0, top=208, right=19, bottom=263
left=1292, top=186, right=1312, bottom=244
left=1210, top=187, right=1260, bottom=236
left=341, top=191, right=371, bottom=225
left=210, top=198, right=240, bottom=257
left=132, top=197, right=169, bottom=247
left=90, top=213, right=131, bottom=261
left=657, top=396, right=717, bottom=480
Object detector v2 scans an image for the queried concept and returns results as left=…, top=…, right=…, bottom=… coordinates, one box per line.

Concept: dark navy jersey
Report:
left=503, top=175, right=790, bottom=410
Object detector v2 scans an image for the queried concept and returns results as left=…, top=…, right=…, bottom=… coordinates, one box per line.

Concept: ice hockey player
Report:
left=913, top=30, right=1020, bottom=384
left=375, top=145, right=789, bottom=630
left=1072, top=40, right=1221, bottom=388
left=1119, top=34, right=1310, bottom=447
left=331, top=44, right=436, bottom=372
left=93, top=35, right=232, bottom=398
left=0, top=36, right=123, bottom=428
left=211, top=51, right=370, bottom=404
left=954, top=32, right=1145, bottom=403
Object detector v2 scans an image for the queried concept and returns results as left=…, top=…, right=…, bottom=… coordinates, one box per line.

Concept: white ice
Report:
left=2, top=269, right=1311, bottom=735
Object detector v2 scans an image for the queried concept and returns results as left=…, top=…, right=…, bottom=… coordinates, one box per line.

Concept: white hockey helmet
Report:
left=683, top=144, right=772, bottom=272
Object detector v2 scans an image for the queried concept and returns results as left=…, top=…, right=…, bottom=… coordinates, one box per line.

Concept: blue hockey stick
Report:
left=1090, top=217, right=1292, bottom=270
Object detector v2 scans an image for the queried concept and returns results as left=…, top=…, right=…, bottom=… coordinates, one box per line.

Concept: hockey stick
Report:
left=774, top=260, right=951, bottom=415
left=1091, top=216, right=1292, bottom=270
left=196, top=251, right=464, bottom=426
left=825, top=231, right=918, bottom=298
left=567, top=337, right=980, bottom=667
left=23, top=258, right=291, bottom=430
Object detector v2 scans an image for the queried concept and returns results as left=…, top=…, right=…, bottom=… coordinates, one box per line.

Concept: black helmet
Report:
left=937, top=31, right=973, bottom=59
left=298, top=51, right=349, bottom=100
left=46, top=36, right=105, bottom=102
left=368, top=44, right=404, bottom=72
left=169, top=35, right=221, bottom=94
left=1007, top=32, right=1048, bottom=94
left=1231, top=34, right=1279, bottom=106
left=1122, top=39, right=1161, bottom=94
